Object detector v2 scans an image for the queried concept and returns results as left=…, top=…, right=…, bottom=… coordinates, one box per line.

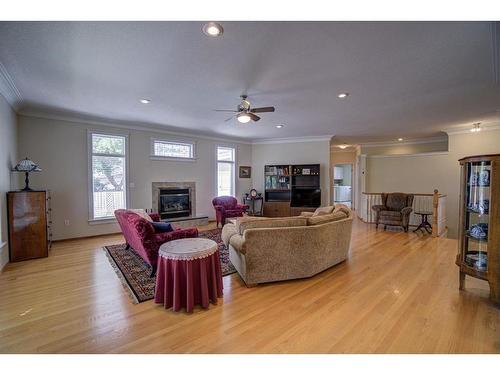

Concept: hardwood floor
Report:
left=0, top=218, right=498, bottom=353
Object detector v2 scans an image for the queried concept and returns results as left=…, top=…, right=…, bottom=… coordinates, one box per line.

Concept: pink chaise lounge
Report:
left=114, top=209, right=198, bottom=276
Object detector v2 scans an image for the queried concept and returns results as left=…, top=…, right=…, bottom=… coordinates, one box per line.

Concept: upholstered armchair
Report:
left=114, top=209, right=198, bottom=276
left=372, top=193, right=414, bottom=232
left=212, top=196, right=249, bottom=227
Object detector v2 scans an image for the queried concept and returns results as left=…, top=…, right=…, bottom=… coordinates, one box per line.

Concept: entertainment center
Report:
left=263, top=163, right=321, bottom=217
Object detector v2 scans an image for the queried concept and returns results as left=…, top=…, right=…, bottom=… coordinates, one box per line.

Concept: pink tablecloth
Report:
left=154, top=240, right=223, bottom=312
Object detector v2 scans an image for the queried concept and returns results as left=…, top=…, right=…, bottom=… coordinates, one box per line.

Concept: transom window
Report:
left=89, top=133, right=128, bottom=220
left=151, top=139, right=195, bottom=159
left=217, top=146, right=235, bottom=196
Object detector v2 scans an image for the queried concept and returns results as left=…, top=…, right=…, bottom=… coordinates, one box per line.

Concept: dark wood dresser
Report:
left=7, top=190, right=51, bottom=262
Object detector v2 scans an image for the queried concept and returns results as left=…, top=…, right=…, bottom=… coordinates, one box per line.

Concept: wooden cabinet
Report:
left=263, top=202, right=291, bottom=217
left=457, top=155, right=500, bottom=304
left=7, top=191, right=50, bottom=262
left=264, top=163, right=321, bottom=217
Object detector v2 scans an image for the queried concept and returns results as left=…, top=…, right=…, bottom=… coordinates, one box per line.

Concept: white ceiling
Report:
left=0, top=21, right=499, bottom=142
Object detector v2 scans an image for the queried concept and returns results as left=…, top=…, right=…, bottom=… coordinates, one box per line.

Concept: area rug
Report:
left=103, top=228, right=236, bottom=304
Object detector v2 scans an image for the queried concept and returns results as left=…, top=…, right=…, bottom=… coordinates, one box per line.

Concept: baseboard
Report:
left=52, top=231, right=123, bottom=243
left=0, top=241, right=9, bottom=273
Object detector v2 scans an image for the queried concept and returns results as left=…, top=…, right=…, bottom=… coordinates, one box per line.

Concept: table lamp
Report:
left=12, top=157, right=42, bottom=191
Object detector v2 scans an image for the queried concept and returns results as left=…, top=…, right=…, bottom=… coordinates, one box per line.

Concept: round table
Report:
left=154, top=238, right=223, bottom=313
left=413, top=211, right=433, bottom=234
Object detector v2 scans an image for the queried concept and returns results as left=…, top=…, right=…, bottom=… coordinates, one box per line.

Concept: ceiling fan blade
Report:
left=250, top=106, right=275, bottom=113
left=248, top=112, right=261, bottom=122
left=214, top=109, right=239, bottom=112
left=224, top=115, right=236, bottom=122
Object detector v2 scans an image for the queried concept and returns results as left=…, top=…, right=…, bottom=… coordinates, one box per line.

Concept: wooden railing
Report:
left=359, top=190, right=447, bottom=237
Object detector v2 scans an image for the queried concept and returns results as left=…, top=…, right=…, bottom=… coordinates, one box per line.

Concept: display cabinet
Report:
left=457, top=154, right=500, bottom=304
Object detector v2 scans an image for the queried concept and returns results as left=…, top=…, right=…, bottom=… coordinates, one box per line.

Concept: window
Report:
left=217, top=146, right=235, bottom=196
left=89, top=133, right=128, bottom=220
left=151, top=139, right=195, bottom=159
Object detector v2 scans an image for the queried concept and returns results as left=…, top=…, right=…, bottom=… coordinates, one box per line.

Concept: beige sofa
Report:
left=221, top=206, right=353, bottom=287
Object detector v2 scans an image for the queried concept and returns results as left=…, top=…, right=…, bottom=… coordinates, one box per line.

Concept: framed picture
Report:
left=239, top=166, right=251, bottom=178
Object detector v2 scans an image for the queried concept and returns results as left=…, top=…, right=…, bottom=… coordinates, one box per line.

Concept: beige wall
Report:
left=17, top=115, right=252, bottom=240
left=0, top=95, right=17, bottom=269
left=252, top=140, right=330, bottom=206
left=365, top=128, right=500, bottom=238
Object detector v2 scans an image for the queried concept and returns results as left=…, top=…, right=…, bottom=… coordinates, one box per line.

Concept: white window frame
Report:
left=216, top=145, right=236, bottom=197
left=88, top=130, right=130, bottom=223
left=150, top=137, right=197, bottom=161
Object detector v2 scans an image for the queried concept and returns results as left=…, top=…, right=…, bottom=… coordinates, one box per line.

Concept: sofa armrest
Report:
left=236, top=204, right=249, bottom=211
left=154, top=227, right=198, bottom=245
left=149, top=213, right=161, bottom=222
left=372, top=205, right=386, bottom=212
left=401, top=206, right=413, bottom=215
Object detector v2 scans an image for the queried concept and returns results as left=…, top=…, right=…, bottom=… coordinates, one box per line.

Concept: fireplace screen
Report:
left=159, top=188, right=191, bottom=219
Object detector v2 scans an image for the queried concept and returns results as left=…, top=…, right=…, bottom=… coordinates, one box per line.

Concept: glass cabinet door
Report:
left=463, top=161, right=491, bottom=271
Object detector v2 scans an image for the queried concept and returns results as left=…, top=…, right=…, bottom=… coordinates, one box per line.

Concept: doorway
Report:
left=332, top=164, right=353, bottom=208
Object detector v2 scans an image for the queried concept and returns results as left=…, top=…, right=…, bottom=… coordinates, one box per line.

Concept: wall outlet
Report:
left=64, top=219, right=70, bottom=226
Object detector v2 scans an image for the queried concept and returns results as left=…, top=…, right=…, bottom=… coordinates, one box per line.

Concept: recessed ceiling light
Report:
left=237, top=112, right=251, bottom=124
left=337, top=93, right=349, bottom=99
left=276, top=124, right=284, bottom=129
left=398, top=138, right=403, bottom=141
left=338, top=144, right=349, bottom=149
left=202, top=22, right=224, bottom=37
left=139, top=99, right=151, bottom=104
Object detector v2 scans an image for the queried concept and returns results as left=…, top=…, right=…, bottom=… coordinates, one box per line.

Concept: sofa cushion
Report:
left=312, top=205, right=335, bottom=216
left=129, top=209, right=153, bottom=222
left=221, top=222, right=238, bottom=246
left=380, top=210, right=401, bottom=218
left=236, top=216, right=307, bottom=235
left=300, top=211, right=314, bottom=217
left=307, top=210, right=348, bottom=225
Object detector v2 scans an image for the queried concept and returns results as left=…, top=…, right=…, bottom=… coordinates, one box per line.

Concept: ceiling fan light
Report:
left=237, top=113, right=251, bottom=123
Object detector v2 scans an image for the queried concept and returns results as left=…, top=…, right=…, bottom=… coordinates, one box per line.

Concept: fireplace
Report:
left=159, top=188, right=191, bottom=219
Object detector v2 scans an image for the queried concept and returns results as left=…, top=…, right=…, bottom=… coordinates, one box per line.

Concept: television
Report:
left=291, top=188, right=321, bottom=208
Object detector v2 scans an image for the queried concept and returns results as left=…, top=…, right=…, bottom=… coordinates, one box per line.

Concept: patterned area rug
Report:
left=103, top=228, right=236, bottom=304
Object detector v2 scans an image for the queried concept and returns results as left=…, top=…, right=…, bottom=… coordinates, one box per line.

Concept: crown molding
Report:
left=17, top=109, right=253, bottom=145
left=444, top=122, right=500, bottom=135
left=252, top=135, right=332, bottom=145
left=366, top=151, right=449, bottom=159
left=358, top=135, right=448, bottom=148
left=492, top=21, right=500, bottom=84
left=0, top=61, right=22, bottom=109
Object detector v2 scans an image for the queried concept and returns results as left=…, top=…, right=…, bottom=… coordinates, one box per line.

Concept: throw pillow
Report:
left=312, top=205, right=335, bottom=217
left=130, top=209, right=153, bottom=222
left=151, top=221, right=174, bottom=233
left=333, top=204, right=351, bottom=216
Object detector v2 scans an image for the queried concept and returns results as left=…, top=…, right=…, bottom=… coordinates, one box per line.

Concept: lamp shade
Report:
left=12, top=157, right=42, bottom=172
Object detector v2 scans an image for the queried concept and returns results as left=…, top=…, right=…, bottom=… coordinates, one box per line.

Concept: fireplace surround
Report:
left=152, top=182, right=208, bottom=227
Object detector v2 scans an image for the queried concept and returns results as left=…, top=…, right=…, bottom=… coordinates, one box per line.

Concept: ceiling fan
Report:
left=214, top=95, right=275, bottom=123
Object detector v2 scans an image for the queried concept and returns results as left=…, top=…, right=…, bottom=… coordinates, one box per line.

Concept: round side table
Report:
left=413, top=211, right=433, bottom=234
left=154, top=238, right=223, bottom=312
